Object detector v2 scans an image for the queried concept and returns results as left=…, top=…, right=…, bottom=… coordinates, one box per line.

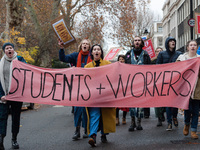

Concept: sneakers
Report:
left=12, top=140, right=19, bottom=149
left=173, top=118, right=178, bottom=127
left=191, top=131, right=198, bottom=139
left=101, top=135, right=107, bottom=143
left=183, top=125, right=190, bottom=136
left=88, top=135, right=96, bottom=147
left=166, top=123, right=172, bottom=131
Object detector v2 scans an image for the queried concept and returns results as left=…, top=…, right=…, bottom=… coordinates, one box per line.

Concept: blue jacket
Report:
left=156, top=37, right=182, bottom=64
left=59, top=49, right=90, bottom=67
left=0, top=56, right=26, bottom=98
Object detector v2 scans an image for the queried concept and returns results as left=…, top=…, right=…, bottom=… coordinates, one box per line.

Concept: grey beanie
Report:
left=2, top=42, right=14, bottom=52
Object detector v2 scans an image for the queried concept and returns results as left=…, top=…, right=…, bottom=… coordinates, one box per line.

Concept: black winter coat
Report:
left=156, top=37, right=182, bottom=64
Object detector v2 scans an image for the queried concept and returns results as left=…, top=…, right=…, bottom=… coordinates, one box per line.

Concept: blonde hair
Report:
left=78, top=39, right=92, bottom=52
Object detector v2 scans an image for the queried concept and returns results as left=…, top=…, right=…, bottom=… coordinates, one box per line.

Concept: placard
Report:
left=104, top=47, right=123, bottom=60
left=195, top=13, right=200, bottom=35
left=143, top=39, right=156, bottom=59
left=51, top=15, right=76, bottom=47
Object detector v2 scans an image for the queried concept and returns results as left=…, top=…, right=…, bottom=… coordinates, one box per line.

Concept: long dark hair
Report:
left=89, top=44, right=104, bottom=60
left=132, top=36, right=144, bottom=49
left=117, top=55, right=125, bottom=61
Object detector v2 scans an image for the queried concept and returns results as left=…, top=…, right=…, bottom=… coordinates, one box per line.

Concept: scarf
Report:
left=76, top=50, right=92, bottom=67
left=0, top=51, right=18, bottom=96
left=131, top=49, right=144, bottom=65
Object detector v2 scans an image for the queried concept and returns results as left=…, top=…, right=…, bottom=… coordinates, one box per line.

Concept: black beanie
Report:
left=2, top=42, right=14, bottom=52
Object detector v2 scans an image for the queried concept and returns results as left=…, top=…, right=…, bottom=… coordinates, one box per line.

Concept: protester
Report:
left=116, top=55, right=129, bottom=125
left=151, top=47, right=163, bottom=64
left=151, top=47, right=166, bottom=126
left=125, top=36, right=151, bottom=131
left=176, top=40, right=200, bottom=139
left=58, top=38, right=92, bottom=140
left=84, top=44, right=115, bottom=147
left=156, top=37, right=182, bottom=131
left=0, top=43, right=26, bottom=150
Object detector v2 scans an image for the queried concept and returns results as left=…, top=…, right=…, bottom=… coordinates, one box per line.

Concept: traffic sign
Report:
left=188, top=18, right=195, bottom=27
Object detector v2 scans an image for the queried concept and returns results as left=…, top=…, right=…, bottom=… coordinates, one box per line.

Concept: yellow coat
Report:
left=84, top=59, right=116, bottom=134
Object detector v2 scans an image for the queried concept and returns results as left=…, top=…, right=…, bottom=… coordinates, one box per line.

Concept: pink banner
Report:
left=143, top=39, right=156, bottom=59
left=6, top=58, right=200, bottom=109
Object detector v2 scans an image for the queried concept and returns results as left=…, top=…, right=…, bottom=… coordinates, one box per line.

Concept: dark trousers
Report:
left=166, top=107, right=178, bottom=124
left=0, top=101, right=23, bottom=136
left=144, top=108, right=150, bottom=117
left=116, top=108, right=127, bottom=118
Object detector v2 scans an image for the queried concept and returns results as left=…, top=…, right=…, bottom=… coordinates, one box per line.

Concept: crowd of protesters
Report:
left=0, top=36, right=200, bottom=149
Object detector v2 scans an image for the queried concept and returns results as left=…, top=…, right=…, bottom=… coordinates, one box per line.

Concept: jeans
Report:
left=130, top=108, right=144, bottom=118
left=74, top=107, right=87, bottom=129
left=184, top=99, right=199, bottom=132
left=166, top=107, right=178, bottom=124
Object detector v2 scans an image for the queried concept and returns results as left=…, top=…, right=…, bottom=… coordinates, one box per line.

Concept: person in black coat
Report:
left=156, top=37, right=182, bottom=131
left=125, top=36, right=151, bottom=132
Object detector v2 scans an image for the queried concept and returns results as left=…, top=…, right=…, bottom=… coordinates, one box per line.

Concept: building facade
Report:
left=150, top=22, right=164, bottom=50
left=162, top=0, right=200, bottom=52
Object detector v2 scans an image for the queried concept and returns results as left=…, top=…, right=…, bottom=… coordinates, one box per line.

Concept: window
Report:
left=158, top=37, right=163, bottom=46
left=158, top=27, right=163, bottom=32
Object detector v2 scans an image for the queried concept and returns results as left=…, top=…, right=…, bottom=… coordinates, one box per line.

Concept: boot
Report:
left=82, top=129, right=88, bottom=138
left=136, top=118, right=143, bottom=130
left=128, top=117, right=136, bottom=131
left=183, top=125, right=190, bottom=136
left=12, top=134, right=19, bottom=149
left=0, top=135, right=5, bottom=150
left=101, top=134, right=107, bottom=143
left=72, top=126, right=80, bottom=140
left=157, top=118, right=162, bottom=127
left=122, top=118, right=126, bottom=125
left=116, top=118, right=120, bottom=126
left=88, top=134, right=96, bottom=147
left=191, top=131, right=198, bottom=139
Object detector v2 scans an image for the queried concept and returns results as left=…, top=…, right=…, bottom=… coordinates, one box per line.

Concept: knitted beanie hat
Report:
left=2, top=42, right=14, bottom=52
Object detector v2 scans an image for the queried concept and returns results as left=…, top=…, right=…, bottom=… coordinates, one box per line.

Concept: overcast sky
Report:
left=150, top=0, right=165, bottom=18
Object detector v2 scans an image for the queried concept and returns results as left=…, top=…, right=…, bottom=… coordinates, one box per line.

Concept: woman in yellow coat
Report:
left=84, top=44, right=116, bottom=147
